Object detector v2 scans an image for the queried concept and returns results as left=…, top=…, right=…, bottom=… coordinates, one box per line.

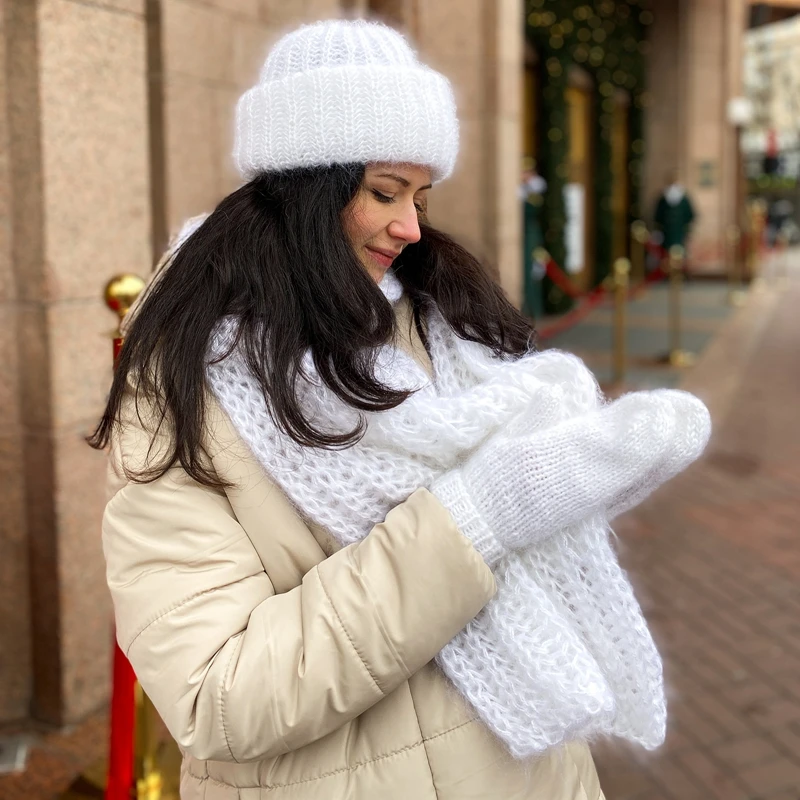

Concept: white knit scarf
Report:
left=206, top=271, right=666, bottom=759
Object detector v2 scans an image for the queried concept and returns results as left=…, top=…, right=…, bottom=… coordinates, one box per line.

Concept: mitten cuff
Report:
left=431, top=470, right=506, bottom=568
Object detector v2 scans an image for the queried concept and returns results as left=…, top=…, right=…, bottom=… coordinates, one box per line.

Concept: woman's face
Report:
left=343, top=163, right=432, bottom=283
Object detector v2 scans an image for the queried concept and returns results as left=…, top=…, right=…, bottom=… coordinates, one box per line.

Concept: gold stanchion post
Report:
left=105, top=274, right=146, bottom=359
left=109, top=274, right=180, bottom=800
left=665, top=245, right=695, bottom=367
left=106, top=273, right=180, bottom=800
left=630, top=221, right=648, bottom=283
left=134, top=684, right=165, bottom=800
left=745, top=199, right=766, bottom=282
left=108, top=275, right=166, bottom=800
left=726, top=225, right=746, bottom=307
left=533, top=247, right=550, bottom=270
left=612, top=258, right=630, bottom=385
left=777, top=230, right=790, bottom=289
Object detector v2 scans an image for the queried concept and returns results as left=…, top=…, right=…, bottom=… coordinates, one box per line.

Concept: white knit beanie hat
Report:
left=234, top=19, right=459, bottom=183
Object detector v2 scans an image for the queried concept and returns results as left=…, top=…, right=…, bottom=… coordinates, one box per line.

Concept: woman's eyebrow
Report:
left=376, top=172, right=433, bottom=191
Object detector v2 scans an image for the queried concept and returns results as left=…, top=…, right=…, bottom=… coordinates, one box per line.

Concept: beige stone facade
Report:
left=0, top=0, right=523, bottom=726
left=743, top=13, right=800, bottom=157
left=0, top=0, right=749, bottom=729
left=2, top=0, right=150, bottom=726
left=643, top=0, right=747, bottom=273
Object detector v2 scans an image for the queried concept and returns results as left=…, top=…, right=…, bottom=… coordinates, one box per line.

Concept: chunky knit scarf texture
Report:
left=206, top=272, right=666, bottom=759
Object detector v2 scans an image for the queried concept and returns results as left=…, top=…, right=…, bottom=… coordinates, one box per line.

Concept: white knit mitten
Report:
left=432, top=390, right=709, bottom=567
left=607, top=389, right=711, bottom=519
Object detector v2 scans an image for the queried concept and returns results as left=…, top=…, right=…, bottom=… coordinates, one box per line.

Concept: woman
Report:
left=93, top=20, right=710, bottom=800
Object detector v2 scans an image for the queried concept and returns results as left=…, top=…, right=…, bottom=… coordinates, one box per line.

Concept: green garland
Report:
left=525, top=0, right=650, bottom=313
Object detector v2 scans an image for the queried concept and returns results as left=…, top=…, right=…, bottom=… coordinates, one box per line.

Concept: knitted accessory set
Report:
left=206, top=272, right=710, bottom=757
left=200, top=20, right=711, bottom=757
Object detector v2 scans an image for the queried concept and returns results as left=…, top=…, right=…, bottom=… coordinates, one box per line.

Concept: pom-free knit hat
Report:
left=233, top=19, right=459, bottom=183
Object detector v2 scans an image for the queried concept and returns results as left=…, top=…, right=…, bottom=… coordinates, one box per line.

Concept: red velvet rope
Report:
left=537, top=288, right=608, bottom=339
left=644, top=241, right=667, bottom=258
left=536, top=252, right=668, bottom=340
left=543, top=258, right=601, bottom=300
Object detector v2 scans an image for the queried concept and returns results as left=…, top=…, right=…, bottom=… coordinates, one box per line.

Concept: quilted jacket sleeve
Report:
left=102, top=397, right=496, bottom=764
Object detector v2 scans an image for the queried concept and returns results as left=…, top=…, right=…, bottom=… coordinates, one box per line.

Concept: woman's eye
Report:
left=371, top=190, right=394, bottom=203
left=414, top=203, right=424, bottom=214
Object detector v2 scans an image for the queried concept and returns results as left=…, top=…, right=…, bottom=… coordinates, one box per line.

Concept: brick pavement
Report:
left=0, top=711, right=107, bottom=800
left=542, top=281, right=738, bottom=390
left=592, top=277, right=800, bottom=800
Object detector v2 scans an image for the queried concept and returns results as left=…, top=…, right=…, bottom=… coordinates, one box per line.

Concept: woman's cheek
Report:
left=343, top=201, right=370, bottom=244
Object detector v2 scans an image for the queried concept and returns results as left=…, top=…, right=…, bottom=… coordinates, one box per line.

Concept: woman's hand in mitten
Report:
left=608, top=389, right=711, bottom=519
left=431, top=390, right=684, bottom=567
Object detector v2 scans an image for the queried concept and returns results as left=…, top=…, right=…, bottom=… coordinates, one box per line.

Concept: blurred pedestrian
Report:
left=766, top=197, right=794, bottom=247
left=91, top=19, right=710, bottom=800
left=654, top=171, right=696, bottom=251
left=520, top=157, right=547, bottom=319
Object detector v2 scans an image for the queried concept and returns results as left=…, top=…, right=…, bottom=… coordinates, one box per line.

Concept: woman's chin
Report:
left=362, top=253, right=392, bottom=283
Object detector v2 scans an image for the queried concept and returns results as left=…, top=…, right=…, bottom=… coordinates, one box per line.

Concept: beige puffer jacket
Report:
left=102, top=298, right=605, bottom=800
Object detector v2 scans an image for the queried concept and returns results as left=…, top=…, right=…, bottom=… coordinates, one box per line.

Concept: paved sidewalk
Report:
left=541, top=280, right=737, bottom=391
left=591, top=276, right=800, bottom=799
left=0, top=712, right=107, bottom=799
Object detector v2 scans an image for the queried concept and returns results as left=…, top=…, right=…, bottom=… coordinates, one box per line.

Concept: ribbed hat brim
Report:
left=234, top=64, right=459, bottom=183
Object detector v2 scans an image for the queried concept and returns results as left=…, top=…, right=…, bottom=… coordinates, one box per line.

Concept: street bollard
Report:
left=612, top=258, right=630, bottom=386
left=630, top=220, right=648, bottom=283
left=105, top=273, right=146, bottom=360
left=777, top=230, right=790, bottom=289
left=667, top=245, right=695, bottom=368
left=134, top=682, right=164, bottom=800
left=745, top=199, right=766, bottom=281
left=533, top=246, right=550, bottom=271
left=726, top=225, right=746, bottom=307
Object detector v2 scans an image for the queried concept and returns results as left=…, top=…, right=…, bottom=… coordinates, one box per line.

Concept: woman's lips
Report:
left=365, top=246, right=398, bottom=268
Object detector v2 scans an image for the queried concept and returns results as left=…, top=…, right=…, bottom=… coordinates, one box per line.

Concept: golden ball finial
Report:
left=630, top=220, right=649, bottom=244
left=104, top=274, right=145, bottom=322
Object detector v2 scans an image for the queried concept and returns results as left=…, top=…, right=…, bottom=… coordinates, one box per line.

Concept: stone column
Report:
left=0, top=0, right=32, bottom=725
left=644, top=0, right=746, bottom=275
left=416, top=0, right=523, bottom=307
left=722, top=0, right=747, bottom=235
left=679, top=0, right=743, bottom=273
left=2, top=0, right=151, bottom=725
left=643, top=0, right=681, bottom=221
left=156, top=0, right=341, bottom=246
left=485, top=0, right=524, bottom=309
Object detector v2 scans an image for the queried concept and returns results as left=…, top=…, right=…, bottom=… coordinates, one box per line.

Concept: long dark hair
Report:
left=89, top=164, right=536, bottom=487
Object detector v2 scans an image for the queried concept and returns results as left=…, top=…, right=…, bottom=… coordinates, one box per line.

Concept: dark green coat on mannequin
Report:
left=655, top=193, right=696, bottom=249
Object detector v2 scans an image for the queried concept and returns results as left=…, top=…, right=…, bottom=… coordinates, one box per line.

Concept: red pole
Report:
left=103, top=275, right=145, bottom=800
left=105, top=644, right=137, bottom=800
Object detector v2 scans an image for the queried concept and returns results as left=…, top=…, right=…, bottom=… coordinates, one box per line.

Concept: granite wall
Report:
left=1, top=0, right=150, bottom=725
left=0, top=0, right=750, bottom=731
left=0, top=0, right=31, bottom=725
left=0, top=0, right=522, bottom=726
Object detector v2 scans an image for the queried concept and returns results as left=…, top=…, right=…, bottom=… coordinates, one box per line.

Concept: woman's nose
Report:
left=387, top=203, right=422, bottom=244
